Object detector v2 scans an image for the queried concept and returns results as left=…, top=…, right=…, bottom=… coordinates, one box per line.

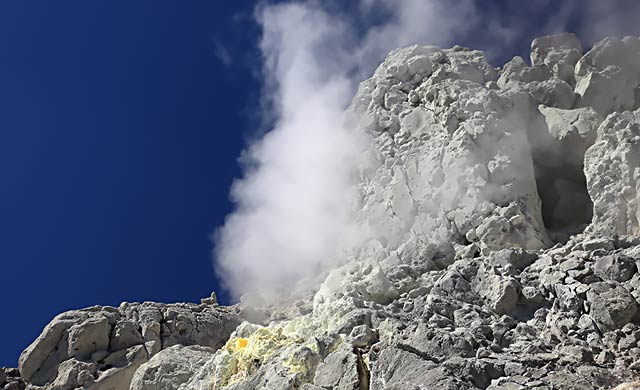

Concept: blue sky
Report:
left=1, top=0, right=638, bottom=367
left=0, top=1, right=260, bottom=365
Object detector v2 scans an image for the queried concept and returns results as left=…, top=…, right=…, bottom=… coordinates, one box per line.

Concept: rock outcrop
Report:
left=15, top=301, right=240, bottom=390
left=9, top=33, right=640, bottom=390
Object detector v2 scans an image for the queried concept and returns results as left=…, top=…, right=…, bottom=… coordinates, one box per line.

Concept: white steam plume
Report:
left=214, top=0, right=477, bottom=300
left=214, top=0, right=640, bottom=300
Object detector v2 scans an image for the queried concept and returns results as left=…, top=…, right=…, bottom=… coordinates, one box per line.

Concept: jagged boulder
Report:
left=575, top=37, right=640, bottom=115
left=585, top=110, right=640, bottom=237
left=530, top=33, right=583, bottom=84
left=586, top=282, right=637, bottom=332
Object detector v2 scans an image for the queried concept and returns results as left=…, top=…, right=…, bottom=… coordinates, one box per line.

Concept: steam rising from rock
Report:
left=214, top=0, right=478, bottom=299
left=214, top=0, right=640, bottom=300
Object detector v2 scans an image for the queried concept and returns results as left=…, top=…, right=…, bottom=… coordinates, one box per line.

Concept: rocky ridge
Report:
left=8, top=33, right=640, bottom=389
left=11, top=299, right=240, bottom=390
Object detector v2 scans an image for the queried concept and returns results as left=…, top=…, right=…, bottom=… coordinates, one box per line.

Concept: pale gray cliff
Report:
left=7, top=33, right=640, bottom=390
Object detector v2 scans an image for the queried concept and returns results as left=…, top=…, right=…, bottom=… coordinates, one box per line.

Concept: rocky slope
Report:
left=8, top=33, right=640, bottom=389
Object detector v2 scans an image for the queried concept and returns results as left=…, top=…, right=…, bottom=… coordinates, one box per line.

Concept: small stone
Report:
left=491, top=248, right=538, bottom=270
left=77, top=369, right=94, bottom=386
left=476, top=347, right=491, bottom=358
left=349, top=325, right=376, bottom=348
left=595, top=350, right=615, bottom=365
left=559, top=345, right=593, bottom=363
left=521, top=286, right=545, bottom=303
left=619, top=334, right=638, bottom=350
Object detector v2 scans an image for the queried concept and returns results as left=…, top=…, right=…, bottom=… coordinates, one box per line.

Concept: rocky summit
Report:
left=7, top=33, right=640, bottom=389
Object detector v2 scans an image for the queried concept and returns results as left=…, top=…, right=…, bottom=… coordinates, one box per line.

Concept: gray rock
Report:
left=313, top=346, right=360, bottom=389
left=530, top=33, right=582, bottom=83
left=544, top=366, right=617, bottom=390
left=41, top=359, right=96, bottom=389
left=129, top=345, right=214, bottom=390
left=109, top=320, right=144, bottom=351
left=443, top=357, right=502, bottom=388
left=395, top=322, right=474, bottom=362
left=473, top=262, right=519, bottom=315
left=594, top=255, right=637, bottom=282
left=432, top=269, right=478, bottom=304
left=491, top=248, right=538, bottom=271
left=587, top=282, right=637, bottom=332
left=86, top=344, right=147, bottom=390
left=68, top=316, right=110, bottom=360
left=0, top=368, right=25, bottom=390
left=554, top=284, right=582, bottom=312
left=370, top=347, right=471, bottom=390
left=18, top=302, right=240, bottom=390
left=348, top=324, right=377, bottom=348
left=526, top=78, right=575, bottom=109
left=575, top=65, right=636, bottom=115
left=585, top=111, right=640, bottom=238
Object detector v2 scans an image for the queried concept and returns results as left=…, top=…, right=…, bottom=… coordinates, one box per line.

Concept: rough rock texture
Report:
left=16, top=301, right=240, bottom=390
left=12, top=33, right=640, bottom=389
left=1, top=368, right=26, bottom=390
left=129, top=345, right=215, bottom=390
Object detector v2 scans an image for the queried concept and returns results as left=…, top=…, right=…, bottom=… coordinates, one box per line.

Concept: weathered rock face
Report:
left=16, top=301, right=240, bottom=390
left=129, top=345, right=215, bottom=390
left=10, top=33, right=640, bottom=390
left=585, top=110, right=640, bottom=237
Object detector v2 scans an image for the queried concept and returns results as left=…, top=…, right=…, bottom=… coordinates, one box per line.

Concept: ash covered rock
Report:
left=13, top=33, right=640, bottom=389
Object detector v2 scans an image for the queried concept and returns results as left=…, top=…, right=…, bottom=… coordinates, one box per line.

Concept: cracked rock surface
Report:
left=14, top=300, right=240, bottom=390
left=9, top=33, right=640, bottom=390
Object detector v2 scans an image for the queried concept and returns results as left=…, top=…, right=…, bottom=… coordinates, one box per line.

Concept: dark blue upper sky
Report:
left=0, top=1, right=260, bottom=366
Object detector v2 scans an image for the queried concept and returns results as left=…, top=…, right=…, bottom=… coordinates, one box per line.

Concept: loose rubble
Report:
left=8, top=33, right=640, bottom=389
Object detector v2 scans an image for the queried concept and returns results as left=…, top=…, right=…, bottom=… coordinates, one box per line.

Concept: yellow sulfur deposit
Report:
left=212, top=327, right=302, bottom=389
left=235, top=338, right=249, bottom=350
